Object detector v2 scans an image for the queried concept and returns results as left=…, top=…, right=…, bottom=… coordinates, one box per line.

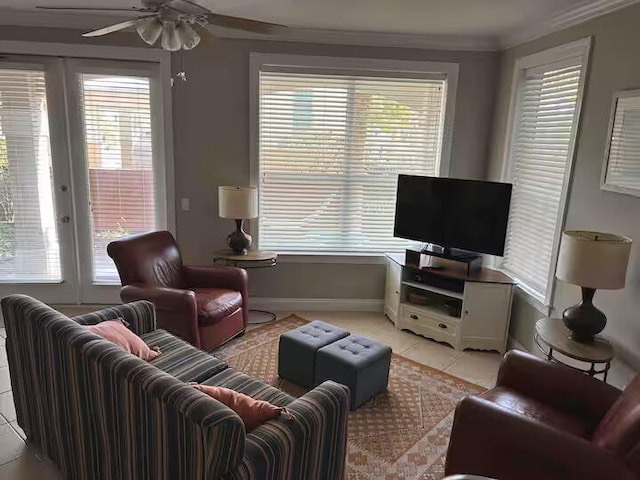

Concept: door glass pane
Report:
left=78, top=73, right=157, bottom=282
left=0, top=68, right=61, bottom=282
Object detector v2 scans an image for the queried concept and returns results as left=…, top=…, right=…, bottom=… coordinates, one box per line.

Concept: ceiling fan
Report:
left=36, top=0, right=287, bottom=51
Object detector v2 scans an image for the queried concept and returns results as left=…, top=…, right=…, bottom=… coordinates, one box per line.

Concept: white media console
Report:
left=384, top=253, right=514, bottom=353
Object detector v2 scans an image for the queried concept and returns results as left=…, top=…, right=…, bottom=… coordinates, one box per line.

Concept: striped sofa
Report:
left=2, top=295, right=350, bottom=480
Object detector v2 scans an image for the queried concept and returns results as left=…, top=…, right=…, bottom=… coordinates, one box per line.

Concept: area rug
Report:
left=213, top=315, right=485, bottom=480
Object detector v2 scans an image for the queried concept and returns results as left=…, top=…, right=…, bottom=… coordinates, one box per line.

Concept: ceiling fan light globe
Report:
left=176, top=21, right=201, bottom=50
left=161, top=21, right=182, bottom=51
left=135, top=16, right=163, bottom=45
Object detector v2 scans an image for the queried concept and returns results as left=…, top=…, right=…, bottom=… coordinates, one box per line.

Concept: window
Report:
left=0, top=67, right=61, bottom=282
left=501, top=39, right=590, bottom=305
left=253, top=55, right=458, bottom=254
left=78, top=73, right=159, bottom=282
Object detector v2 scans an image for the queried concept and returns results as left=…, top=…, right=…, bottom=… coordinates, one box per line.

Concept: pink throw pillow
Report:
left=191, top=383, right=293, bottom=431
left=87, top=319, right=161, bottom=361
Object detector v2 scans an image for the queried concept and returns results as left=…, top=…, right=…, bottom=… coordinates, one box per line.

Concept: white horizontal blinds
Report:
left=607, top=96, right=640, bottom=189
left=0, top=68, right=61, bottom=282
left=258, top=71, right=445, bottom=253
left=503, top=61, right=582, bottom=296
left=78, top=73, right=157, bottom=282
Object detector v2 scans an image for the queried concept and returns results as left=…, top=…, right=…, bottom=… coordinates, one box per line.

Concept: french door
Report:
left=0, top=56, right=168, bottom=304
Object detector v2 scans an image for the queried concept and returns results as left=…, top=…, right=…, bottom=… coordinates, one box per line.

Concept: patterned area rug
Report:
left=213, top=315, right=484, bottom=480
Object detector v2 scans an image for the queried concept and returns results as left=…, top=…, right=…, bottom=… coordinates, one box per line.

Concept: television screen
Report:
left=393, top=175, right=512, bottom=256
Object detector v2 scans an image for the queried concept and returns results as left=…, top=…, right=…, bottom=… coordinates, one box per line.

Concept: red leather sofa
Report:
left=107, top=230, right=248, bottom=351
left=445, top=349, right=640, bottom=480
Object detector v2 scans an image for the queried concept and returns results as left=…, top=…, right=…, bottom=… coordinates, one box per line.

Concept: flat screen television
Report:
left=393, top=175, right=512, bottom=256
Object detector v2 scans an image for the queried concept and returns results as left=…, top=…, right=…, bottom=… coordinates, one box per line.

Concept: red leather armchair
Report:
left=107, top=231, right=248, bottom=351
left=445, top=350, right=640, bottom=480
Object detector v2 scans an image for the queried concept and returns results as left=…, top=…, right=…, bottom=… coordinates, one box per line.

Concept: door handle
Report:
left=410, top=314, right=418, bottom=320
left=60, top=216, right=70, bottom=223
left=438, top=323, right=448, bottom=329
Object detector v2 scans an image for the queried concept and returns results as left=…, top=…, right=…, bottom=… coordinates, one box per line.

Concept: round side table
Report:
left=213, top=249, right=278, bottom=325
left=535, top=317, right=613, bottom=381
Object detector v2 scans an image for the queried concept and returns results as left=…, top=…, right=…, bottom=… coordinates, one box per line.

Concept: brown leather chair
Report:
left=107, top=231, right=248, bottom=351
left=445, top=350, right=640, bottom=480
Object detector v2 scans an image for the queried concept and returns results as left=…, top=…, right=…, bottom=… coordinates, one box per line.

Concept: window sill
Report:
left=275, top=252, right=388, bottom=265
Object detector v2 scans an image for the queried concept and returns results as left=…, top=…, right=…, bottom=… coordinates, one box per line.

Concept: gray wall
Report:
left=488, top=4, right=640, bottom=367
left=0, top=26, right=499, bottom=300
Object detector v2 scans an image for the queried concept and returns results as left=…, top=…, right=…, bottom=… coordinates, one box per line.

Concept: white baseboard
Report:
left=249, top=297, right=384, bottom=312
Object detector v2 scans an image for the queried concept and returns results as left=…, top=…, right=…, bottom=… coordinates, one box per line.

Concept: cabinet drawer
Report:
left=401, top=306, right=459, bottom=338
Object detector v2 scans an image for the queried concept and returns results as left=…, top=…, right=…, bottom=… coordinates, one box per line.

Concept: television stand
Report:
left=384, top=253, right=514, bottom=353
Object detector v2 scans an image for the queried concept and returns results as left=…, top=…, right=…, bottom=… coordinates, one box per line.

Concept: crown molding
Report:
left=0, top=8, right=500, bottom=52
left=0, top=9, right=132, bottom=31
left=501, top=0, right=640, bottom=49
left=212, top=27, right=500, bottom=52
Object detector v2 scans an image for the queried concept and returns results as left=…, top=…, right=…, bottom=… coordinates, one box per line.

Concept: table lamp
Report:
left=218, top=186, right=258, bottom=255
left=555, top=230, right=632, bottom=343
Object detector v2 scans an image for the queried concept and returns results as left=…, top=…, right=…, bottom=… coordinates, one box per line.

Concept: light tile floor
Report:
left=0, top=310, right=508, bottom=479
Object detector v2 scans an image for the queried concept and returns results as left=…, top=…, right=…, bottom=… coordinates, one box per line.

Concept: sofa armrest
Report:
left=143, top=373, right=247, bottom=478
left=497, top=350, right=621, bottom=422
left=183, top=265, right=248, bottom=295
left=227, top=381, right=350, bottom=480
left=445, top=396, right=633, bottom=480
left=72, top=300, right=157, bottom=335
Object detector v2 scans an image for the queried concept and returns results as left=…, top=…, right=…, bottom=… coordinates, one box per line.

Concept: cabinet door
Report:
left=461, top=283, right=513, bottom=350
left=384, top=259, right=402, bottom=322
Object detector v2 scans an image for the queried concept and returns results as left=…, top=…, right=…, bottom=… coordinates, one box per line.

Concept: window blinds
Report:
left=78, top=73, right=158, bottom=282
left=258, top=71, right=446, bottom=253
left=606, top=95, right=640, bottom=190
left=502, top=61, right=583, bottom=298
left=0, top=68, right=61, bottom=282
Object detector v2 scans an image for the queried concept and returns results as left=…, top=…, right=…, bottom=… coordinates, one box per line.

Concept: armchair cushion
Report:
left=194, top=288, right=243, bottom=326
left=141, top=329, right=227, bottom=383
left=480, top=386, right=590, bottom=439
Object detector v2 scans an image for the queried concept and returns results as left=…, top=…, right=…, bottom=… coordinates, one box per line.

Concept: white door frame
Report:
left=0, top=41, right=174, bottom=305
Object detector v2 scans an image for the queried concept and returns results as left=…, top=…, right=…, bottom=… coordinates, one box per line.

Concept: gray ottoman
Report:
left=316, top=335, right=392, bottom=410
left=278, top=320, right=350, bottom=387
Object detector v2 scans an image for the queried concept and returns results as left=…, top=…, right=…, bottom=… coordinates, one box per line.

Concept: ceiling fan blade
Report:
left=205, top=13, right=287, bottom=34
left=36, top=6, right=154, bottom=12
left=82, top=17, right=151, bottom=37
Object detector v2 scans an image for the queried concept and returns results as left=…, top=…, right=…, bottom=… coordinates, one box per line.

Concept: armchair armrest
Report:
left=183, top=265, right=248, bottom=294
left=230, top=381, right=350, bottom=480
left=497, top=350, right=621, bottom=422
left=72, top=300, right=157, bottom=335
left=120, top=284, right=200, bottom=346
left=445, top=396, right=634, bottom=480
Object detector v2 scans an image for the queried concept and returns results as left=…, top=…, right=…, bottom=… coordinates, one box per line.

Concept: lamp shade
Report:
left=218, top=186, right=258, bottom=219
left=556, top=230, right=632, bottom=290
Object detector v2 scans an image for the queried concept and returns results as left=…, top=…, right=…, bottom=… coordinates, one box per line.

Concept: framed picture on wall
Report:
left=601, top=89, right=640, bottom=197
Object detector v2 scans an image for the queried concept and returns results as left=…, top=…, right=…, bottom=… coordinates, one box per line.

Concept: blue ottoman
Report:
left=316, top=335, right=392, bottom=410
left=278, top=320, right=350, bottom=387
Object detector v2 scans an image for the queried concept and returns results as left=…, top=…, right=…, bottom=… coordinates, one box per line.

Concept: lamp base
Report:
left=562, top=287, right=607, bottom=343
left=227, top=219, right=252, bottom=255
